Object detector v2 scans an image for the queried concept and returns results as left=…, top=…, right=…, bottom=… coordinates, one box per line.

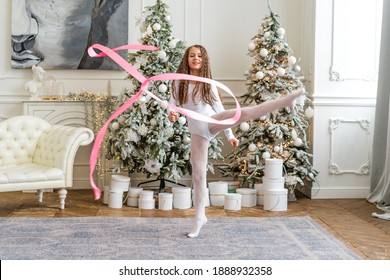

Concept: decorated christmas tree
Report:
left=219, top=1, right=318, bottom=197
left=105, top=0, right=224, bottom=189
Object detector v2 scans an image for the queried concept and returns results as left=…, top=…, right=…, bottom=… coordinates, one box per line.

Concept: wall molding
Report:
left=328, top=118, right=371, bottom=175
left=330, top=0, right=382, bottom=82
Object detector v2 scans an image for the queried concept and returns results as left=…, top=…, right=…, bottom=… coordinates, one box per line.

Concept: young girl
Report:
left=169, top=45, right=303, bottom=238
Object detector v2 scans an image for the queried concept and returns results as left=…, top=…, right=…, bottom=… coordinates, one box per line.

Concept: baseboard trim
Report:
left=301, top=185, right=370, bottom=199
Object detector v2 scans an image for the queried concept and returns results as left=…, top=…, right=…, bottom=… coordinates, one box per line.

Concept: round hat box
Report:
left=236, top=188, right=257, bottom=207
left=224, top=193, right=242, bottom=211
left=208, top=181, right=228, bottom=206
left=158, top=193, right=173, bottom=211
left=172, top=187, right=192, bottom=209
left=264, top=188, right=288, bottom=211
left=110, top=175, right=131, bottom=193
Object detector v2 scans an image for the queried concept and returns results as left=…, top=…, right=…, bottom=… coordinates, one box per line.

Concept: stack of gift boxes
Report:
left=103, top=158, right=288, bottom=212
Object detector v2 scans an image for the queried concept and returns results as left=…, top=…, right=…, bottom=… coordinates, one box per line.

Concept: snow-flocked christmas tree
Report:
left=105, top=0, right=224, bottom=189
left=218, top=1, right=318, bottom=197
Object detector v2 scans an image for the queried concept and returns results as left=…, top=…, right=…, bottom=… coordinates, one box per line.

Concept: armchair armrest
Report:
left=33, top=125, right=94, bottom=187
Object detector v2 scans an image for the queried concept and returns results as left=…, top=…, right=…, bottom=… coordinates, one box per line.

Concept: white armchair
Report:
left=0, top=115, right=94, bottom=209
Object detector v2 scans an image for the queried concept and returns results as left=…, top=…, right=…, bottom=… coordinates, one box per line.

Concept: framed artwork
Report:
left=11, top=0, right=129, bottom=70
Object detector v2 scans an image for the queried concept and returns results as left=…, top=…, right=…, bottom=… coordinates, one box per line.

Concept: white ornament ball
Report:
left=150, top=118, right=157, bottom=126
left=158, top=50, right=167, bottom=60
left=139, top=96, right=147, bottom=103
left=277, top=67, right=286, bottom=76
left=165, top=15, right=171, bottom=21
left=274, top=146, right=280, bottom=153
left=260, top=48, right=268, bottom=57
left=152, top=23, right=161, bottom=31
left=178, top=116, right=187, bottom=125
left=168, top=39, right=177, bottom=48
left=305, top=107, right=314, bottom=119
left=264, top=31, right=271, bottom=38
left=294, top=138, right=303, bottom=147
left=118, top=116, right=126, bottom=124
left=277, top=27, right=285, bottom=36
left=282, top=151, right=289, bottom=157
left=294, top=65, right=301, bottom=73
left=248, top=143, right=257, bottom=152
left=260, top=115, right=268, bottom=121
left=240, top=122, right=250, bottom=132
left=248, top=42, right=256, bottom=51
left=158, top=84, right=168, bottom=93
left=111, top=122, right=119, bottom=131
left=160, top=100, right=168, bottom=109
left=183, top=136, right=191, bottom=144
left=256, top=71, right=265, bottom=79
left=262, top=151, right=271, bottom=159
left=288, top=56, right=297, bottom=65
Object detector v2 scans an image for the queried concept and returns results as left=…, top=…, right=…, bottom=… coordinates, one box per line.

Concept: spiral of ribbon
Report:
left=88, top=44, right=242, bottom=200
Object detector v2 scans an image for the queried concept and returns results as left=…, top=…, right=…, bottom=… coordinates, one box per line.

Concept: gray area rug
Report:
left=0, top=216, right=361, bottom=260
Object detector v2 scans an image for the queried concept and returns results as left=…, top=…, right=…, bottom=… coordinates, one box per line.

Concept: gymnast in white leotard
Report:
left=170, top=82, right=235, bottom=141
left=169, top=45, right=303, bottom=238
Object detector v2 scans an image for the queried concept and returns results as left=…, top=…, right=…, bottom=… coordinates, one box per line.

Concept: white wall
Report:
left=309, top=0, right=382, bottom=199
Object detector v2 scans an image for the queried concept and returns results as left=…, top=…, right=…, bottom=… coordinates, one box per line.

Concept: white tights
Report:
left=187, top=88, right=303, bottom=238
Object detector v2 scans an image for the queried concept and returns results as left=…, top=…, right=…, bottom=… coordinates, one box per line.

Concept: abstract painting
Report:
left=11, top=0, right=128, bottom=70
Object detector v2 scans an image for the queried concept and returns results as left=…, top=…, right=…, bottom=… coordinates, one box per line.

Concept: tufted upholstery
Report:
left=0, top=116, right=94, bottom=209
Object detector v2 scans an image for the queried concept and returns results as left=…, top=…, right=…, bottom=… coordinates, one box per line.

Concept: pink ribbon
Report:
left=88, top=44, right=241, bottom=200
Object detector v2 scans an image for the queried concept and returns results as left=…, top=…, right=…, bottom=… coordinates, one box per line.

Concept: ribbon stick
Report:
left=88, top=44, right=241, bottom=200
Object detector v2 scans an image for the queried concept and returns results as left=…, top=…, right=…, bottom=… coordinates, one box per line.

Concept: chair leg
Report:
left=58, top=188, right=67, bottom=210
left=37, top=189, right=44, bottom=203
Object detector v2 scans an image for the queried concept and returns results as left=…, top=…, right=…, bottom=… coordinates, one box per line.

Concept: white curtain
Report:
left=367, top=0, right=390, bottom=210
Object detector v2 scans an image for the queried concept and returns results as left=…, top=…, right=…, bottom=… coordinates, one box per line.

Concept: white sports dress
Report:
left=170, top=82, right=234, bottom=141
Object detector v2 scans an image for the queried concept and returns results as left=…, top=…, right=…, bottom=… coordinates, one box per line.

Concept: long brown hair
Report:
left=172, top=45, right=218, bottom=106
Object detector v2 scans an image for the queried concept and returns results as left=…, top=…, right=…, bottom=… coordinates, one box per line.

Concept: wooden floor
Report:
left=1, top=189, right=390, bottom=260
